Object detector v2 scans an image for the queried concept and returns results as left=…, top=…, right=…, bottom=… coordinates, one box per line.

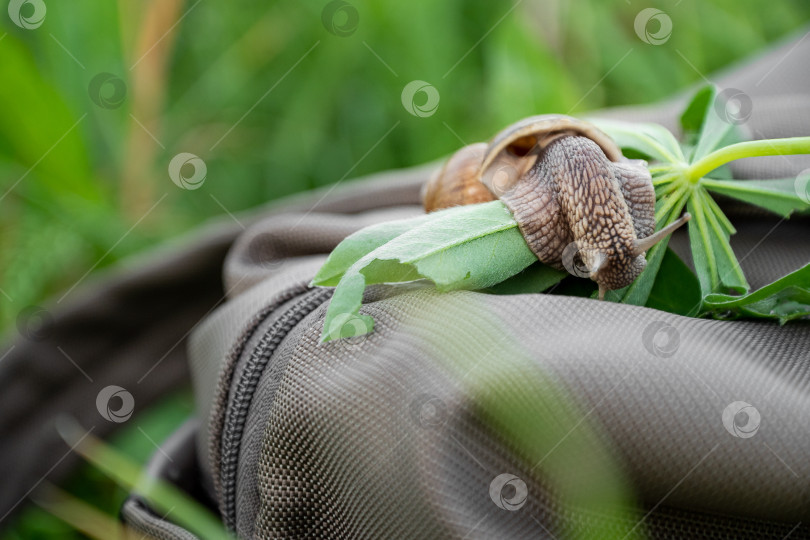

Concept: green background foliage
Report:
left=1, top=0, right=808, bottom=537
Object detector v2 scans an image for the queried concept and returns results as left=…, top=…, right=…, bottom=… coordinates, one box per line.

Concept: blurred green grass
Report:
left=0, top=0, right=809, bottom=537
left=1, top=0, right=808, bottom=330
left=1, top=391, right=194, bottom=540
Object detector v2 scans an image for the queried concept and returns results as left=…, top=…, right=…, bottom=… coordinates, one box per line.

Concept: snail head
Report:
left=586, top=213, right=691, bottom=299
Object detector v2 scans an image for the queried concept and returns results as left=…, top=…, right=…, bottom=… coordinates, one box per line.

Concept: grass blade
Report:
left=57, top=418, right=231, bottom=540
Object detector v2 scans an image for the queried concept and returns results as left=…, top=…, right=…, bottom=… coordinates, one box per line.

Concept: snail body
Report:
left=422, top=115, right=689, bottom=298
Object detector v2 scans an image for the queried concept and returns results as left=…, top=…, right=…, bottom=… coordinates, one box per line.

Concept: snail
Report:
left=422, top=115, right=690, bottom=300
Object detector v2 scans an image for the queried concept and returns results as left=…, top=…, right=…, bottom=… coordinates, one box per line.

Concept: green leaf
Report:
left=699, top=188, right=736, bottom=235
left=687, top=196, right=718, bottom=295
left=701, top=189, right=748, bottom=295
left=604, top=232, right=669, bottom=305
left=702, top=263, right=810, bottom=323
left=646, top=248, right=701, bottom=316
left=0, top=35, right=99, bottom=202
left=588, top=118, right=684, bottom=164
left=320, top=201, right=537, bottom=341
left=312, top=214, right=431, bottom=286
left=687, top=190, right=749, bottom=298
left=702, top=178, right=810, bottom=218
left=679, top=85, right=715, bottom=146
left=485, top=262, right=567, bottom=295
left=57, top=418, right=231, bottom=540
left=689, top=85, right=744, bottom=162
left=655, top=182, right=689, bottom=223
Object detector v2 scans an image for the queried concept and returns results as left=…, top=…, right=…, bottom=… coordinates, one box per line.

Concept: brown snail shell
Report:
left=421, top=114, right=690, bottom=299
left=421, top=144, right=492, bottom=212
left=423, top=115, right=625, bottom=214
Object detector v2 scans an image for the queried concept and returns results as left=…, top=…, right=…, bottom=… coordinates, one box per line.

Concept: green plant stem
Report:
left=687, top=137, right=810, bottom=181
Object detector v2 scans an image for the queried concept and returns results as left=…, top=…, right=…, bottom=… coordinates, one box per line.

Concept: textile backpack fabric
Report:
left=1, top=31, right=810, bottom=539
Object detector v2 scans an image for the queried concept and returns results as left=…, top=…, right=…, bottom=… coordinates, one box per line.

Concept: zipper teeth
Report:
left=219, top=287, right=332, bottom=530
left=210, top=284, right=311, bottom=509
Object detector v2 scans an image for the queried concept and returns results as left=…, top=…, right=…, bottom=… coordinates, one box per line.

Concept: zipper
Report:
left=218, top=287, right=332, bottom=531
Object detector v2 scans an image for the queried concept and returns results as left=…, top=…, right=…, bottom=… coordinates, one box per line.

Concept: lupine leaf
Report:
left=687, top=196, right=719, bottom=296
left=689, top=85, right=743, bottom=161
left=702, top=178, right=810, bottom=218
left=680, top=85, right=715, bottom=146
left=702, top=263, right=810, bottom=323
left=588, top=118, right=684, bottom=164
left=646, top=248, right=701, bottom=316
left=699, top=189, right=749, bottom=295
